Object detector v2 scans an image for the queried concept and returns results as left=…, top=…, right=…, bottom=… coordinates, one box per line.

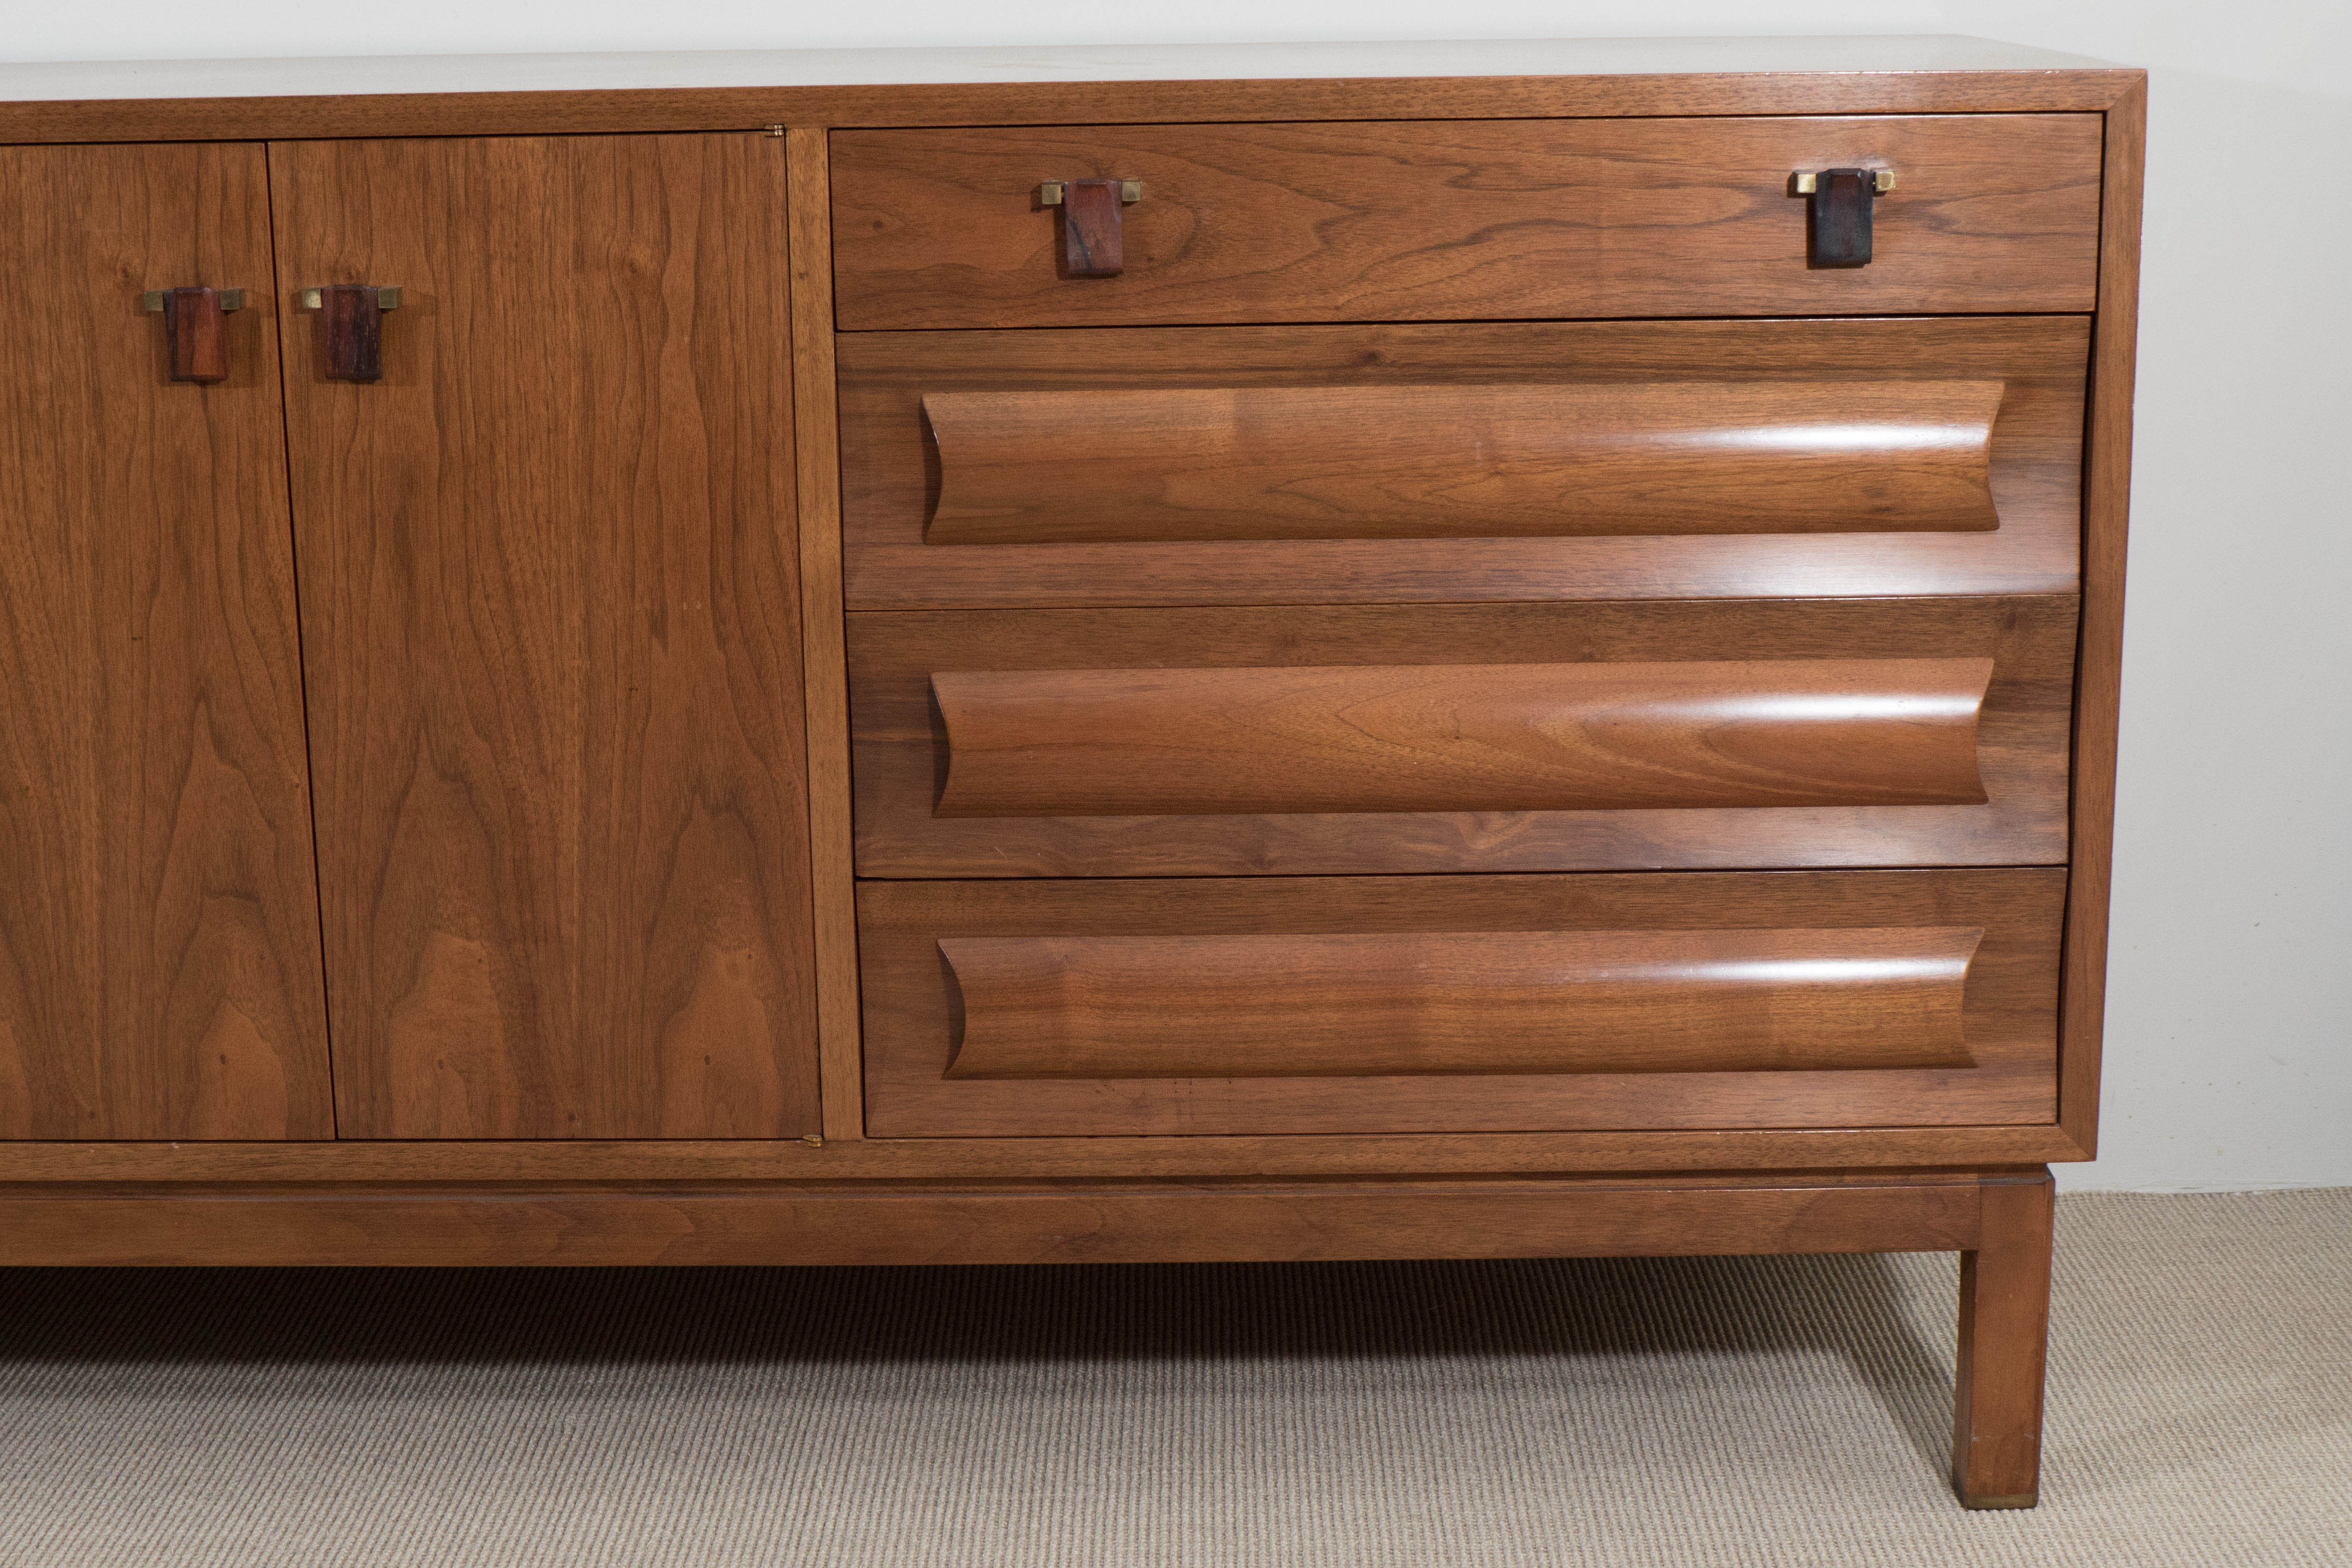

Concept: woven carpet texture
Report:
left=1, top=1190, right=2346, bottom=1567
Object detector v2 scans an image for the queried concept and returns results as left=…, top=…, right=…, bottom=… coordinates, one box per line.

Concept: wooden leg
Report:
left=1951, top=1168, right=2054, bottom=1508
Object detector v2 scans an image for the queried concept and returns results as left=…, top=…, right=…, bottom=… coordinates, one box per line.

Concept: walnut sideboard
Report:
left=0, top=37, right=2141, bottom=1508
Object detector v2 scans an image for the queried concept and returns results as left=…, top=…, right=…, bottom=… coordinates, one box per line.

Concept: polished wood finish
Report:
left=158, top=286, right=231, bottom=382
left=2059, top=78, right=2146, bottom=1157
left=273, top=133, right=819, bottom=1139
left=842, top=317, right=2086, bottom=609
left=0, top=1168, right=2001, bottom=1267
left=1952, top=1171, right=2055, bottom=1507
left=931, top=656, right=1992, bottom=821
left=853, top=597, right=2072, bottom=877
left=0, top=64, right=2140, bottom=1516
left=833, top=116, right=2102, bottom=331
left=0, top=142, right=330, bottom=1141
left=861, top=870, right=2063, bottom=1138
left=786, top=128, right=868, bottom=1143
left=941, top=926, right=1982, bottom=1081
left=923, top=379, right=2003, bottom=546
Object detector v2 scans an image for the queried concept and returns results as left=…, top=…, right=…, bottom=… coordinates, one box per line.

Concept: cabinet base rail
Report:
left=0, top=1164, right=2051, bottom=1508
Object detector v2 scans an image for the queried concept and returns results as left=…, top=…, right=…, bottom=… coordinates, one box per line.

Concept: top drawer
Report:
left=832, top=115, right=2103, bottom=331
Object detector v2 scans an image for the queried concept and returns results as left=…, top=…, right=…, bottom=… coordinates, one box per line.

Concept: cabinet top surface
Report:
left=0, top=35, right=2130, bottom=103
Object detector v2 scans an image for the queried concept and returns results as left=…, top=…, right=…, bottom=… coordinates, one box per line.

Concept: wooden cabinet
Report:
left=0, top=39, right=2144, bottom=1513
left=0, top=143, right=329, bottom=1138
left=271, top=134, right=818, bottom=1139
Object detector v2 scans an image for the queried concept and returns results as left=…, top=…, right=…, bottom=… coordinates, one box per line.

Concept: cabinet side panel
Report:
left=2059, top=82, right=2147, bottom=1154
left=274, top=132, right=818, bottom=1139
left=0, top=142, right=330, bottom=1138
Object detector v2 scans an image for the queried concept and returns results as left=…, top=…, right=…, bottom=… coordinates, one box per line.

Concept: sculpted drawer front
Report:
left=859, top=869, right=2066, bottom=1137
left=848, top=596, right=2075, bottom=878
left=840, top=317, right=2086, bottom=610
left=831, top=115, right=2103, bottom=331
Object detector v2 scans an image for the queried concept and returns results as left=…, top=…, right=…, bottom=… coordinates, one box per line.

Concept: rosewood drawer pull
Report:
left=297, top=284, right=403, bottom=381
left=142, top=287, right=245, bottom=383
left=1039, top=179, right=1142, bottom=277
left=1796, top=168, right=1895, bottom=267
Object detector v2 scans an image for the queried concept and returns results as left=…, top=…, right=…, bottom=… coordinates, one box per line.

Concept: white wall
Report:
left=6, top=3, right=2347, bottom=1191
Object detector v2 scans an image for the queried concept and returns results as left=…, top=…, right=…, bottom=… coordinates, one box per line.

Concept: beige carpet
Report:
left=0, top=1190, right=2345, bottom=1567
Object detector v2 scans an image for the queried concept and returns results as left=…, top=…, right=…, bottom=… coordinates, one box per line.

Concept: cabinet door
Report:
left=271, top=134, right=819, bottom=1139
left=0, top=143, right=331, bottom=1138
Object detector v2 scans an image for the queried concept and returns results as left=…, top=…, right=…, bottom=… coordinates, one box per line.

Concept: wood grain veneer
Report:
left=0, top=142, right=330, bottom=1141
left=929, top=657, right=1992, bottom=820
left=833, top=115, right=2103, bottom=330
left=922, top=379, right=2003, bottom=546
left=274, top=132, right=820, bottom=1140
left=853, top=597, right=2072, bottom=877
left=861, top=870, right=2064, bottom=1138
left=941, top=927, right=1982, bottom=1080
left=841, top=317, right=2084, bottom=610
left=0, top=1168, right=2005, bottom=1268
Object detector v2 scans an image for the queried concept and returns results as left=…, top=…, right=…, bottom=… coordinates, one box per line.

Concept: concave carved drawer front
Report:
left=859, top=869, right=2066, bottom=1137
left=832, top=115, right=2102, bottom=331
left=847, top=596, right=2074, bottom=877
left=930, top=381, right=2006, bottom=543
left=932, top=659, right=1995, bottom=818
left=839, top=317, right=2085, bottom=610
